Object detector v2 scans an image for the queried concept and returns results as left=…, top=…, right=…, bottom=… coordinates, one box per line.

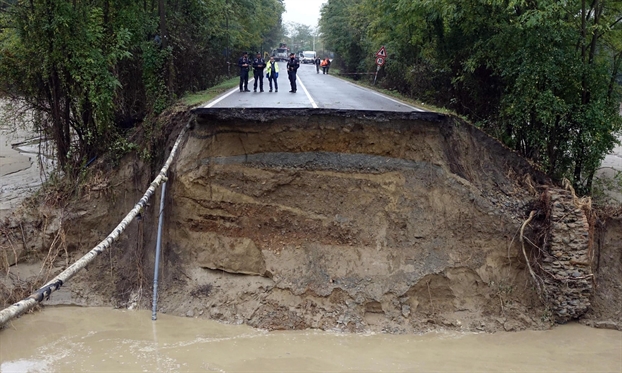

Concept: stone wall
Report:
left=541, top=189, right=593, bottom=323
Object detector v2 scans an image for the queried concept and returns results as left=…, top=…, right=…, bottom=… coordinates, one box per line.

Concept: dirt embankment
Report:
left=1, top=109, right=620, bottom=333
left=582, top=216, right=622, bottom=329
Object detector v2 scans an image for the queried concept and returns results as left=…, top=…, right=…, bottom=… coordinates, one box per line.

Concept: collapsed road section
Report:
left=1, top=108, right=610, bottom=332
left=154, top=108, right=592, bottom=332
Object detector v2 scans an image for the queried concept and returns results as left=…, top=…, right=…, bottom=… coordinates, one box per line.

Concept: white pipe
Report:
left=151, top=181, right=167, bottom=321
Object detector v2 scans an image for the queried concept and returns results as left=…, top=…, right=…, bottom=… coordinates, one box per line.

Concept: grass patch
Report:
left=181, top=76, right=240, bottom=107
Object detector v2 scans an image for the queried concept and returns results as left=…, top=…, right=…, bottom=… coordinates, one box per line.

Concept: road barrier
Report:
left=0, top=120, right=191, bottom=328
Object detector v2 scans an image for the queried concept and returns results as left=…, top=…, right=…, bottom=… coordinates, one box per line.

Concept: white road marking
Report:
left=297, top=76, right=318, bottom=109
left=202, top=78, right=256, bottom=108
left=339, top=78, right=424, bottom=112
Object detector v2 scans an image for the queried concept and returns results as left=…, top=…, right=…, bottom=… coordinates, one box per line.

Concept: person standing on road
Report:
left=323, top=58, right=331, bottom=74
left=314, top=56, right=321, bottom=74
left=265, top=56, right=279, bottom=92
left=287, top=53, right=300, bottom=93
left=320, top=58, right=327, bottom=74
left=238, top=51, right=250, bottom=92
left=252, top=52, right=266, bottom=92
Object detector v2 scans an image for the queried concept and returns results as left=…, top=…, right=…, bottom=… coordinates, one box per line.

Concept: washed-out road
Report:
left=201, top=63, right=622, bottom=202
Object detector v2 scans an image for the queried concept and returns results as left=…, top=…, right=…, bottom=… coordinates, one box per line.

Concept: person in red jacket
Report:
left=322, top=58, right=331, bottom=74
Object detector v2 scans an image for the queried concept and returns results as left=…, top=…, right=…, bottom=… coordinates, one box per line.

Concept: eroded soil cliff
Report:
left=1, top=109, right=620, bottom=333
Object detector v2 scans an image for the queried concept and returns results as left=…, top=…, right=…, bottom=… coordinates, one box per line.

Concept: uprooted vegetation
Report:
left=1, top=109, right=621, bottom=332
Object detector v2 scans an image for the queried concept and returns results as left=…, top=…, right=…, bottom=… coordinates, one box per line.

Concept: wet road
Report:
left=202, top=62, right=423, bottom=112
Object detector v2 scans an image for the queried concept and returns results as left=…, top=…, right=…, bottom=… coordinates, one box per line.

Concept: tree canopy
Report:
left=0, top=0, right=284, bottom=173
left=283, top=22, right=316, bottom=53
left=320, top=0, right=622, bottom=194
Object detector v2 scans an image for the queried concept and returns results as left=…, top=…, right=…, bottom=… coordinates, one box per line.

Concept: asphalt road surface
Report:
left=202, top=62, right=423, bottom=112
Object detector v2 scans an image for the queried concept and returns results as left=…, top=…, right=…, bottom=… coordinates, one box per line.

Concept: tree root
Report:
left=520, top=210, right=544, bottom=296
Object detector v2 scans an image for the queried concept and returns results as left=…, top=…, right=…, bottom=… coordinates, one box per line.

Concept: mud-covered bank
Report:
left=1, top=109, right=620, bottom=333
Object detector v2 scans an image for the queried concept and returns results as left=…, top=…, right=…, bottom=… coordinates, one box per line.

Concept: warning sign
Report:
left=376, top=46, right=387, bottom=58
left=376, top=57, right=385, bottom=66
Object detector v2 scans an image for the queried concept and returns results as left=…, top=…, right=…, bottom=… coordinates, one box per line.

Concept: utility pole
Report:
left=312, top=26, right=318, bottom=51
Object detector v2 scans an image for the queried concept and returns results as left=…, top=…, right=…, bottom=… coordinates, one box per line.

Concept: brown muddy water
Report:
left=0, top=124, right=53, bottom=218
left=0, top=307, right=620, bottom=372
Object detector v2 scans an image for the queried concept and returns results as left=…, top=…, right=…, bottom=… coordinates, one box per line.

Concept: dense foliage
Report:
left=0, top=0, right=284, bottom=173
left=283, top=22, right=321, bottom=54
left=320, top=0, right=622, bottom=194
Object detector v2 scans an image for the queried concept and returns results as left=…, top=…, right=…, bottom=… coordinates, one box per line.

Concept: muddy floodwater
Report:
left=0, top=124, right=52, bottom=218
left=0, top=307, right=620, bottom=372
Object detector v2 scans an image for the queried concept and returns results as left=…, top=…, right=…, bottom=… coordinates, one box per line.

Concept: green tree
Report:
left=477, top=0, right=622, bottom=193
left=0, top=0, right=131, bottom=171
left=284, top=22, right=315, bottom=52
left=320, top=0, right=622, bottom=194
left=319, top=0, right=371, bottom=72
left=0, top=0, right=285, bottom=175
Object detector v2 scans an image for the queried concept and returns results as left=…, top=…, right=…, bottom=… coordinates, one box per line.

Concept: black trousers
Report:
left=253, top=70, right=264, bottom=90
left=268, top=74, right=278, bottom=90
left=288, top=71, right=297, bottom=92
left=316, top=64, right=320, bottom=73
left=239, top=70, right=249, bottom=90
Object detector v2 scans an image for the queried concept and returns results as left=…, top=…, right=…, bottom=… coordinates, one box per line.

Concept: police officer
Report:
left=286, top=53, right=300, bottom=93
left=238, top=51, right=250, bottom=92
left=314, top=56, right=321, bottom=74
left=252, top=52, right=266, bottom=92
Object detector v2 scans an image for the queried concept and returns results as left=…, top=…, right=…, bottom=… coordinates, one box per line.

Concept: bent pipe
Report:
left=0, top=120, right=191, bottom=328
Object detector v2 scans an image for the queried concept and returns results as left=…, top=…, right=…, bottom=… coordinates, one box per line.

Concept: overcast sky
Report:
left=282, top=0, right=327, bottom=28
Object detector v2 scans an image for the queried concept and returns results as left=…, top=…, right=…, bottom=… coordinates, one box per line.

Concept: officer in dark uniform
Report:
left=286, top=53, right=300, bottom=93
left=314, top=56, right=321, bottom=74
left=252, top=52, right=266, bottom=92
left=238, top=51, right=250, bottom=92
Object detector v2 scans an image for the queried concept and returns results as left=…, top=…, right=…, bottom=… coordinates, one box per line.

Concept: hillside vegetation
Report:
left=0, top=0, right=285, bottom=174
left=320, top=0, right=622, bottom=194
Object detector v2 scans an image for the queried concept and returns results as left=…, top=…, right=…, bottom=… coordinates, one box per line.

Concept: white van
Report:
left=301, top=51, right=317, bottom=64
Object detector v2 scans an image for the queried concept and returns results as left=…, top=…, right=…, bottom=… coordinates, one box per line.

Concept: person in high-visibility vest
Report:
left=320, top=58, right=330, bottom=74
left=265, top=55, right=279, bottom=92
